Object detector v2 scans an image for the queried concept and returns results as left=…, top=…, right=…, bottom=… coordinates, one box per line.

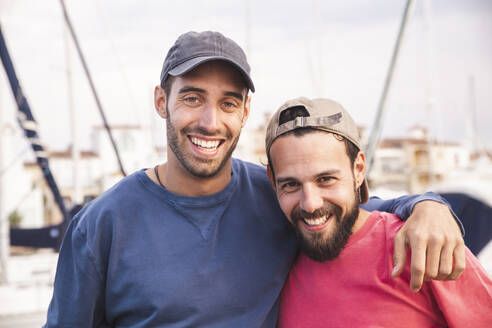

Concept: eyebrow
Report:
left=178, top=86, right=244, bottom=102
left=224, top=91, right=244, bottom=102
left=178, top=86, right=206, bottom=94
left=276, top=177, right=298, bottom=185
left=276, top=170, right=341, bottom=185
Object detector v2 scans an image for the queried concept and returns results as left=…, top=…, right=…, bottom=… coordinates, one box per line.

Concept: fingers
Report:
left=435, top=237, right=466, bottom=281
left=435, top=243, right=454, bottom=280
left=448, top=243, right=466, bottom=280
left=392, top=199, right=466, bottom=290
left=409, top=236, right=426, bottom=292
left=411, top=235, right=465, bottom=286
left=423, top=236, right=443, bottom=281
left=392, top=232, right=407, bottom=278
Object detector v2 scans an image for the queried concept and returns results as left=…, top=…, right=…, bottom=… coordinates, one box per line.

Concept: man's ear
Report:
left=154, top=86, right=168, bottom=119
left=266, top=165, right=276, bottom=189
left=241, top=95, right=251, bottom=127
left=353, top=151, right=366, bottom=189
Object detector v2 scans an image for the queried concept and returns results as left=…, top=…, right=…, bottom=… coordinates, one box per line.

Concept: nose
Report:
left=199, top=103, right=219, bottom=132
left=299, top=184, right=323, bottom=213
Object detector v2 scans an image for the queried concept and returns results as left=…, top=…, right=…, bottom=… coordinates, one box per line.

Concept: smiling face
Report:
left=268, top=130, right=366, bottom=261
left=156, top=61, right=250, bottom=180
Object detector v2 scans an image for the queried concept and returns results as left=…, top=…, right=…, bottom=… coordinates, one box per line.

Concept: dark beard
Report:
left=292, top=196, right=360, bottom=262
left=166, top=107, right=239, bottom=178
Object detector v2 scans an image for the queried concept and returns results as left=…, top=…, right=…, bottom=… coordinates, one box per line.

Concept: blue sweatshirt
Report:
left=44, top=159, right=453, bottom=327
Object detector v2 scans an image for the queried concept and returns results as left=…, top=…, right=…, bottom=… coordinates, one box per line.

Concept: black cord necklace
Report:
left=154, top=165, right=166, bottom=189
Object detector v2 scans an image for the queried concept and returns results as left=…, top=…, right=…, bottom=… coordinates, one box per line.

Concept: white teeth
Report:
left=191, top=137, right=220, bottom=151
left=304, top=216, right=328, bottom=226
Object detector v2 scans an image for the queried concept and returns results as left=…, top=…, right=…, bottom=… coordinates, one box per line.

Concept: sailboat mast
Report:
left=59, top=0, right=126, bottom=177
left=63, top=21, right=82, bottom=204
left=64, top=21, right=82, bottom=205
left=365, top=0, right=415, bottom=175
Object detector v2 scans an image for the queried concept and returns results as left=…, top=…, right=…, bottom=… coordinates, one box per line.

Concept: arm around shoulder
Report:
left=364, top=191, right=464, bottom=233
left=365, top=191, right=466, bottom=291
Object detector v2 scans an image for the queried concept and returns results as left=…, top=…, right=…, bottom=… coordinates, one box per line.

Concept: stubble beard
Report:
left=166, top=108, right=240, bottom=178
left=292, top=190, right=360, bottom=262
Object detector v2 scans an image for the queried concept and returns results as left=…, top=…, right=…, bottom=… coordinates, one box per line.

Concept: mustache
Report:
left=291, top=203, right=342, bottom=223
left=181, top=126, right=232, bottom=139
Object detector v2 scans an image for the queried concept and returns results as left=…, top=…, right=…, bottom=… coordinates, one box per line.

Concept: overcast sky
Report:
left=1, top=0, right=491, bottom=153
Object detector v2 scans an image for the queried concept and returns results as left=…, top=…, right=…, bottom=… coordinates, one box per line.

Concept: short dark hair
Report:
left=267, top=106, right=359, bottom=182
left=161, top=76, right=175, bottom=98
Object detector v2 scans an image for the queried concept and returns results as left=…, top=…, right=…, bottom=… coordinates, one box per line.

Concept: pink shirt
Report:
left=278, top=211, right=492, bottom=328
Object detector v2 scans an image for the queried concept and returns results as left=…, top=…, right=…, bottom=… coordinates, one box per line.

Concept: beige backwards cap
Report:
left=265, top=97, right=369, bottom=203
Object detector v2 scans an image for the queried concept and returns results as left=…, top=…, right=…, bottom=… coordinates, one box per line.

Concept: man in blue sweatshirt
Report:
left=44, top=31, right=465, bottom=327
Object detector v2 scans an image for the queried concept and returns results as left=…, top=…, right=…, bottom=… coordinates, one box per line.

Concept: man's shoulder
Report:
left=73, top=170, right=147, bottom=227
left=232, top=158, right=266, bottom=174
left=367, top=211, right=405, bottom=240
left=372, top=211, right=403, bottom=223
left=95, top=170, right=145, bottom=204
left=232, top=158, right=276, bottom=192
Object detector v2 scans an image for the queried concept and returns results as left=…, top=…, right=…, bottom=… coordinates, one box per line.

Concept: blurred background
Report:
left=0, top=0, right=491, bottom=326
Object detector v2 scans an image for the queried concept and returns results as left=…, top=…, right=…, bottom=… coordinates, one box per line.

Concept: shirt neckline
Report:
left=136, top=160, right=239, bottom=206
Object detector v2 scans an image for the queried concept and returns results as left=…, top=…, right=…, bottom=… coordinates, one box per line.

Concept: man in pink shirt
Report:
left=265, top=97, right=492, bottom=327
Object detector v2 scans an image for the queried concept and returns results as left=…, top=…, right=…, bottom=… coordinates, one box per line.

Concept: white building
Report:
left=370, top=131, right=472, bottom=194
left=91, top=124, right=162, bottom=190
left=235, top=114, right=270, bottom=165
left=20, top=124, right=163, bottom=225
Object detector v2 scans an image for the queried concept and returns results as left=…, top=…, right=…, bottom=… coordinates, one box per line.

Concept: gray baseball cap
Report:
left=265, top=97, right=369, bottom=203
left=160, top=31, right=255, bottom=92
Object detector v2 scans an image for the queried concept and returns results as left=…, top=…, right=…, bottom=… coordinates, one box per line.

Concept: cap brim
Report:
left=168, top=56, right=255, bottom=92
